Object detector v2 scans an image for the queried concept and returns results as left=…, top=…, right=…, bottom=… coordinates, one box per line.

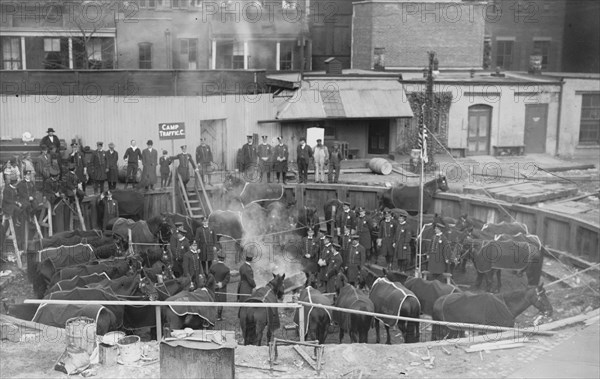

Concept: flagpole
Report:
left=417, top=103, right=426, bottom=279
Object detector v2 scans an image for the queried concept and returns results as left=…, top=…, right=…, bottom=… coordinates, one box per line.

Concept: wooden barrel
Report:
left=368, top=158, right=392, bottom=175
left=118, top=164, right=142, bottom=183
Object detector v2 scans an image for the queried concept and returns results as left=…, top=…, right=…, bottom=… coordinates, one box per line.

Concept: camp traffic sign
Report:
left=159, top=122, right=186, bottom=140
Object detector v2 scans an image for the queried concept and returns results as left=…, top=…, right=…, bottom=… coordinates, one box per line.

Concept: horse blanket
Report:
left=28, top=230, right=104, bottom=252
left=32, top=287, right=120, bottom=329
left=404, top=277, right=458, bottom=316
left=473, top=240, right=534, bottom=272
left=245, top=287, right=280, bottom=331
left=370, top=278, right=420, bottom=328
left=47, top=273, right=111, bottom=294
left=167, top=288, right=217, bottom=326
left=434, top=292, right=515, bottom=330
left=481, top=222, right=529, bottom=237
left=112, top=218, right=155, bottom=244
left=39, top=244, right=95, bottom=271
left=333, top=285, right=373, bottom=332
left=110, top=190, right=144, bottom=219
left=294, top=286, right=332, bottom=332
left=51, top=258, right=129, bottom=285
left=239, top=183, right=284, bottom=206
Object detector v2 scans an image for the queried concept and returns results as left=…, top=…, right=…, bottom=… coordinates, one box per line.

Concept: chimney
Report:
left=324, top=57, right=342, bottom=75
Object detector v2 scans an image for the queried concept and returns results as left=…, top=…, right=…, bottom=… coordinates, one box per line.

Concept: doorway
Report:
left=467, top=105, right=492, bottom=155
left=524, top=104, right=548, bottom=153
left=368, top=120, right=389, bottom=154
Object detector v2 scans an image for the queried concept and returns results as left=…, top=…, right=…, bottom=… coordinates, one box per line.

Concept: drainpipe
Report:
left=554, top=78, right=564, bottom=157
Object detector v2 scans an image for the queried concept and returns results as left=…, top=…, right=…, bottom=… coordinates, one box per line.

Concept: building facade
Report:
left=351, top=0, right=486, bottom=70
left=309, top=0, right=352, bottom=71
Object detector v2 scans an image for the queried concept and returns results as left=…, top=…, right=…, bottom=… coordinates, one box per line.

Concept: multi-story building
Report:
left=0, top=0, right=116, bottom=70
left=562, top=0, right=600, bottom=73
left=309, top=0, right=353, bottom=71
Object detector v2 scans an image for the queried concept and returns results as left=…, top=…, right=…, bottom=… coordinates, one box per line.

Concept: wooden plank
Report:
left=546, top=247, right=600, bottom=271
left=293, top=345, right=318, bottom=371
left=236, top=363, right=287, bottom=373
left=537, top=308, right=600, bottom=331
left=465, top=343, right=526, bottom=353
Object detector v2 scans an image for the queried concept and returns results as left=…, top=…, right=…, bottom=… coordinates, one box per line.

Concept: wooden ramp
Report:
left=463, top=181, right=578, bottom=204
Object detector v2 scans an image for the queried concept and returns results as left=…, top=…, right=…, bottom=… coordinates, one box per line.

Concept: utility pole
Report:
left=423, top=51, right=438, bottom=168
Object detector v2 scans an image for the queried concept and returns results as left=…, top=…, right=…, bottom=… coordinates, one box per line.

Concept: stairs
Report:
left=176, top=171, right=213, bottom=220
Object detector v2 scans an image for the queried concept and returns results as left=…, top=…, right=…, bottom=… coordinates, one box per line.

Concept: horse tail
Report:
left=351, top=306, right=372, bottom=343
left=244, top=310, right=257, bottom=345
left=314, top=310, right=330, bottom=345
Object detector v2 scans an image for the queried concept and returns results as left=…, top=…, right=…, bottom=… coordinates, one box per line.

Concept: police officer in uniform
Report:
left=257, top=135, right=272, bottom=183
left=210, top=244, right=231, bottom=321
left=394, top=209, right=412, bottom=271
left=325, top=243, right=344, bottom=293
left=172, top=226, right=190, bottom=278
left=355, top=207, right=373, bottom=262
left=317, top=235, right=333, bottom=291
left=194, top=215, right=217, bottom=273
left=237, top=251, right=256, bottom=301
left=377, top=208, right=397, bottom=268
left=272, top=137, right=289, bottom=184
left=346, top=235, right=366, bottom=286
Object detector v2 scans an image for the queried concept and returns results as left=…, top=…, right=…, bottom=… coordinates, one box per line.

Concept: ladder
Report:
left=37, top=201, right=53, bottom=237
left=1, top=215, right=22, bottom=269
left=64, top=198, right=86, bottom=231
left=176, top=172, right=212, bottom=220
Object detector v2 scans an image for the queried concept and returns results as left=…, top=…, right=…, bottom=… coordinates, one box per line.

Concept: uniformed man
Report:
left=302, top=228, right=320, bottom=265
left=427, top=222, right=451, bottom=282
left=42, top=169, right=62, bottom=208
left=272, top=137, right=289, bottom=184
left=377, top=208, right=397, bottom=268
left=394, top=209, right=412, bottom=271
left=195, top=138, right=214, bottom=186
left=172, top=226, right=190, bottom=278
left=173, top=145, right=197, bottom=190
left=340, top=228, right=352, bottom=265
left=210, top=245, right=231, bottom=321
left=257, top=135, right=272, bottom=183
left=100, top=190, right=119, bottom=231
left=90, top=142, right=108, bottom=194
left=17, top=170, right=38, bottom=222
left=355, top=207, right=373, bottom=262
left=183, top=240, right=204, bottom=290
left=336, top=202, right=356, bottom=242
left=237, top=250, right=256, bottom=301
left=241, top=135, right=258, bottom=178
left=325, top=243, right=344, bottom=293
left=195, top=216, right=217, bottom=273
left=346, top=235, right=366, bottom=286
left=317, top=235, right=333, bottom=290
left=69, top=142, right=88, bottom=193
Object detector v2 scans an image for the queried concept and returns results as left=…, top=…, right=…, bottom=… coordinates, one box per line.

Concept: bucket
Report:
left=99, top=343, right=119, bottom=365
left=368, top=158, right=392, bottom=175
left=65, top=317, right=97, bottom=355
left=117, top=335, right=141, bottom=364
left=101, top=331, right=126, bottom=346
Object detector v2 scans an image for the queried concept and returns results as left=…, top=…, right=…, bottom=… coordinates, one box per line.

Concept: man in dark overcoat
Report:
left=377, top=208, right=397, bottom=268
left=325, top=243, right=344, bottom=293
left=195, top=216, right=217, bottom=272
left=355, top=207, right=373, bottom=261
left=90, top=142, right=108, bottom=194
left=394, top=209, right=412, bottom=271
left=427, top=223, right=451, bottom=282
left=257, top=135, right=272, bottom=183
left=210, top=247, right=231, bottom=321
left=237, top=251, right=256, bottom=301
left=272, top=137, right=289, bottom=184
left=346, top=235, right=366, bottom=286
left=106, top=142, right=119, bottom=190
left=141, top=140, right=158, bottom=190
left=195, top=138, right=213, bottom=185
left=241, top=135, right=258, bottom=178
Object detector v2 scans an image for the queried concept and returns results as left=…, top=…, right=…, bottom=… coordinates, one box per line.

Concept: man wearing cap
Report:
left=241, top=135, right=258, bottom=177
left=313, top=139, right=329, bottom=183
left=89, top=142, right=108, bottom=194
left=355, top=207, right=374, bottom=262
left=172, top=226, right=190, bottom=278
left=173, top=145, right=197, bottom=190
left=40, top=128, right=61, bottom=156
left=100, top=190, right=119, bottom=231
left=159, top=150, right=172, bottom=188
left=17, top=170, right=38, bottom=222
left=296, top=138, right=313, bottom=184
left=123, top=140, right=142, bottom=189
left=317, top=235, right=333, bottom=290
left=257, top=136, right=272, bottom=183
left=394, top=209, right=412, bottom=271
left=328, top=143, right=344, bottom=183
left=62, top=163, right=85, bottom=204
left=210, top=247, right=231, bottom=321
left=69, top=142, right=88, bottom=193
left=272, top=137, right=289, bottom=184
left=325, top=243, right=344, bottom=293
left=20, top=152, right=36, bottom=186
left=183, top=240, right=204, bottom=290
left=336, top=202, right=356, bottom=242
left=106, top=143, right=119, bottom=190
left=347, top=235, right=366, bottom=286
left=42, top=169, right=62, bottom=209
left=2, top=177, right=22, bottom=226
left=237, top=250, right=256, bottom=301
left=39, top=146, right=52, bottom=183
left=142, top=140, right=158, bottom=190
left=195, top=216, right=217, bottom=272
left=426, top=222, right=451, bottom=281
left=377, top=208, right=398, bottom=268
left=302, top=228, right=320, bottom=266
left=195, top=138, right=213, bottom=186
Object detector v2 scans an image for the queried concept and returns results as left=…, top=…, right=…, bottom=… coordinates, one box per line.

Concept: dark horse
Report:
left=162, top=273, right=217, bottom=330
left=361, top=266, right=420, bottom=344
left=295, top=272, right=332, bottom=345
left=239, top=273, right=286, bottom=346
left=332, top=273, right=374, bottom=343
left=431, top=283, right=553, bottom=340
left=379, top=175, right=449, bottom=213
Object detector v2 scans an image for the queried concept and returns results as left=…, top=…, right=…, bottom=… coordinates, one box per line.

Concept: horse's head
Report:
left=383, top=268, right=409, bottom=284
left=138, top=275, right=159, bottom=301
left=268, top=273, right=286, bottom=300
left=304, top=271, right=319, bottom=289
left=530, top=283, right=553, bottom=317
left=437, top=175, right=449, bottom=192
left=334, top=272, right=349, bottom=294
left=156, top=219, right=173, bottom=245
left=359, top=266, right=378, bottom=290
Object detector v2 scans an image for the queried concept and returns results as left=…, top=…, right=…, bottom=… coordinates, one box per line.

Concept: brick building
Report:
left=562, top=0, right=600, bottom=73
left=309, top=0, right=353, bottom=71
left=351, top=0, right=486, bottom=70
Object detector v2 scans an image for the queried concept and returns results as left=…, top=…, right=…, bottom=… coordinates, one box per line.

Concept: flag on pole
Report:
left=421, top=127, right=428, bottom=164
left=419, top=103, right=428, bottom=164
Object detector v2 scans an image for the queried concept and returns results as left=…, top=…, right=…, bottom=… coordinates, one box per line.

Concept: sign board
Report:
left=159, top=122, right=186, bottom=140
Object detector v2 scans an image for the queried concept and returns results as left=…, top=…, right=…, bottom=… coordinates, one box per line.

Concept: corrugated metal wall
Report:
left=0, top=94, right=279, bottom=172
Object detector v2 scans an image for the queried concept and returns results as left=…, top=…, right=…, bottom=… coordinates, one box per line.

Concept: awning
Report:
left=268, top=78, right=414, bottom=121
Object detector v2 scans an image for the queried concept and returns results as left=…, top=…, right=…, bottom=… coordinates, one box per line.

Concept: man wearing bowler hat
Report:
left=142, top=139, right=158, bottom=190
left=296, top=137, right=313, bottom=184
left=272, top=136, right=288, bottom=184
left=172, top=226, right=190, bottom=278
left=195, top=138, right=213, bottom=186
left=40, top=128, right=61, bottom=156
left=257, top=135, right=272, bottom=183
left=210, top=244, right=231, bottom=321
left=106, top=142, right=119, bottom=190
left=90, top=142, right=108, bottom=194
left=237, top=250, right=256, bottom=301
left=241, top=135, right=258, bottom=178
left=377, top=208, right=397, bottom=268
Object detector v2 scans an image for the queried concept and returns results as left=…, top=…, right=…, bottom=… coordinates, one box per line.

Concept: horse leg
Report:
left=474, top=272, right=483, bottom=289
left=496, top=270, right=502, bottom=293
left=385, top=324, right=391, bottom=345
left=375, top=319, right=381, bottom=344
left=338, top=326, right=345, bottom=344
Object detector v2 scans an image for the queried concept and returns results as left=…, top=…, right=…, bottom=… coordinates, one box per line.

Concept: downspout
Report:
left=554, top=78, right=564, bottom=157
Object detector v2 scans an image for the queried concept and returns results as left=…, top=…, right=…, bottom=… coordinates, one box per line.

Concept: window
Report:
left=579, top=94, right=600, bottom=145
left=139, top=0, right=156, bottom=8
left=279, top=41, right=293, bottom=71
left=139, top=42, right=152, bottom=69
left=179, top=38, right=197, bottom=69
left=1, top=37, right=22, bottom=70
left=282, top=1, right=297, bottom=9
left=171, top=0, right=189, bottom=8
left=86, top=38, right=103, bottom=61
left=532, top=40, right=550, bottom=70
left=44, top=38, right=64, bottom=69
left=232, top=42, right=244, bottom=69
left=44, top=38, right=60, bottom=52
left=496, top=40, right=513, bottom=70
